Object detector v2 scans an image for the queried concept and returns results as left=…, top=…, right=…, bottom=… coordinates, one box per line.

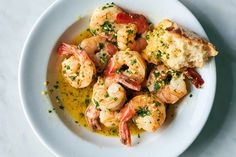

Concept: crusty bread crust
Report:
left=143, top=19, right=218, bottom=70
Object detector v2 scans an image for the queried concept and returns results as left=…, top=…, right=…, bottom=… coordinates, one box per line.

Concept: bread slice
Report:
left=142, top=19, right=218, bottom=70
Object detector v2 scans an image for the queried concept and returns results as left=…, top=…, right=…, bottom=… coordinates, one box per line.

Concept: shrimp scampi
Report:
left=58, top=43, right=96, bottom=88
left=92, top=76, right=126, bottom=111
left=55, top=3, right=218, bottom=147
left=119, top=94, right=166, bottom=146
left=147, top=64, right=187, bottom=104
left=105, top=50, right=146, bottom=91
left=79, top=36, right=117, bottom=71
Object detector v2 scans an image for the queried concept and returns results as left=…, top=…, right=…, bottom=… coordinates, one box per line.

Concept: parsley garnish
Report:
left=153, top=82, right=161, bottom=92
left=104, top=92, right=109, bottom=98
left=85, top=98, right=90, bottom=106
left=69, top=76, right=76, bottom=81
left=98, top=43, right=104, bottom=49
left=153, top=100, right=160, bottom=106
left=112, top=97, right=118, bottom=101
left=101, top=21, right=114, bottom=33
left=137, top=106, right=151, bottom=117
left=153, top=71, right=160, bottom=79
left=127, top=29, right=134, bottom=35
left=93, top=99, right=99, bottom=108
left=131, top=59, right=137, bottom=65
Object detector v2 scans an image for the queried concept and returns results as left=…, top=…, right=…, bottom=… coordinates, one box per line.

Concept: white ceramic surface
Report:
left=18, top=0, right=216, bottom=156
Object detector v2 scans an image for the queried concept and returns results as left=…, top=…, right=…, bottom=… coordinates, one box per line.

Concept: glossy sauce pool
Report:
left=57, top=29, right=144, bottom=136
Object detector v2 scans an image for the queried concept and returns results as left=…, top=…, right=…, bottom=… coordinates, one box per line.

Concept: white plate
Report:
left=18, top=0, right=216, bottom=156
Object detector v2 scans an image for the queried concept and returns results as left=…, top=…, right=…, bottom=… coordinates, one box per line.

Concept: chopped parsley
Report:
left=99, top=79, right=105, bottom=85
left=145, top=34, right=150, bottom=40
left=153, top=71, right=160, bottom=79
left=173, top=71, right=181, bottom=77
left=59, top=105, right=64, bottom=110
left=141, top=87, right=149, bottom=93
left=137, top=106, right=151, bottom=117
left=153, top=82, right=161, bottom=92
left=153, top=100, right=160, bottom=106
left=79, top=112, right=85, bottom=117
left=101, top=21, right=114, bottom=33
left=125, top=69, right=132, bottom=74
left=116, top=69, right=121, bottom=74
left=98, top=43, right=104, bottom=49
left=53, top=85, right=59, bottom=89
left=93, top=99, right=99, bottom=108
left=85, top=98, right=90, bottom=105
left=111, top=128, right=117, bottom=134
left=127, top=29, right=134, bottom=35
left=112, top=34, right=117, bottom=39
left=69, top=76, right=76, bottom=81
left=112, top=97, right=118, bottom=101
left=101, top=3, right=115, bottom=10
left=104, top=92, right=109, bottom=98
left=163, top=74, right=172, bottom=85
left=100, top=53, right=107, bottom=64
left=131, top=59, right=137, bottom=65
left=65, top=65, right=70, bottom=70
left=156, top=50, right=163, bottom=58
left=89, top=28, right=98, bottom=36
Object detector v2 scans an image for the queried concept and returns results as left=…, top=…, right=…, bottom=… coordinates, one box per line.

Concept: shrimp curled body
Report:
left=58, top=43, right=96, bottom=88
left=105, top=50, right=146, bottom=91
left=118, top=94, right=166, bottom=146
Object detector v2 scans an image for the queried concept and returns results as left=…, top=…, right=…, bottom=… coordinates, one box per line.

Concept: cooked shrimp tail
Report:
left=118, top=94, right=165, bottom=146
left=184, top=68, right=204, bottom=88
left=116, top=75, right=141, bottom=91
left=58, top=43, right=77, bottom=56
left=85, top=105, right=101, bottom=131
left=118, top=103, right=135, bottom=146
left=116, top=12, right=149, bottom=34
left=119, top=121, right=131, bottom=146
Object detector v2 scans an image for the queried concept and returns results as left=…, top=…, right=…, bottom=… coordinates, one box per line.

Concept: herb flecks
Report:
left=131, top=59, right=137, bottom=65
left=153, top=82, right=161, bottom=92
left=112, top=97, right=118, bottom=101
left=101, top=21, right=114, bottom=33
left=101, top=3, right=115, bottom=10
left=98, top=43, right=104, bottom=49
left=137, top=106, right=151, bottom=117
left=153, top=100, right=161, bottom=106
left=93, top=99, right=100, bottom=108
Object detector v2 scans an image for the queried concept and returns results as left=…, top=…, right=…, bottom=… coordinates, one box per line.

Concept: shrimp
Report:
left=99, top=109, right=119, bottom=128
left=184, top=68, right=204, bottom=88
left=58, top=43, right=96, bottom=88
left=90, top=3, right=123, bottom=37
left=87, top=76, right=124, bottom=130
left=90, top=4, right=149, bottom=51
left=104, top=50, right=146, bottom=91
left=116, top=12, right=150, bottom=34
left=147, top=64, right=187, bottom=104
left=117, top=23, right=137, bottom=51
left=116, top=23, right=147, bottom=52
left=85, top=105, right=119, bottom=129
left=119, top=94, right=166, bottom=146
left=85, top=104, right=101, bottom=131
left=79, top=36, right=117, bottom=71
left=92, top=76, right=126, bottom=111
